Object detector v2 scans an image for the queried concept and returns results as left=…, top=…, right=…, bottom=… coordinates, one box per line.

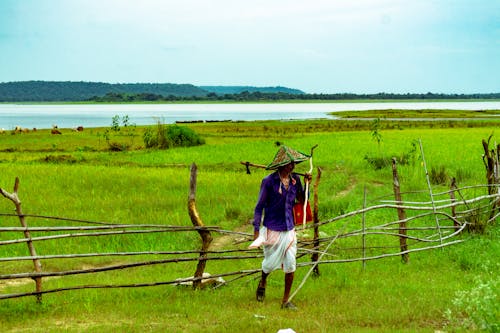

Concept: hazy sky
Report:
left=1, top=0, right=499, bottom=94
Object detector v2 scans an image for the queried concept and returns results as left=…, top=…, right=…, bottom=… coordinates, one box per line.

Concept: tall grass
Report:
left=0, top=121, right=498, bottom=332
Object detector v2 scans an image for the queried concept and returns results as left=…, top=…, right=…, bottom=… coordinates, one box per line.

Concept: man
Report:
left=250, top=145, right=311, bottom=310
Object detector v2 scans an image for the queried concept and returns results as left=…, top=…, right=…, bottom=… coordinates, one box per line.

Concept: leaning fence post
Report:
left=311, top=167, right=322, bottom=277
left=0, top=177, right=43, bottom=302
left=481, top=136, right=500, bottom=219
left=362, top=185, right=367, bottom=270
left=391, top=158, right=409, bottom=263
left=419, top=139, right=444, bottom=245
left=188, top=163, right=213, bottom=289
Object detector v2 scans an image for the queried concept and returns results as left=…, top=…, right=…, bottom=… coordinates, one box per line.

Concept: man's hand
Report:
left=304, top=172, right=312, bottom=182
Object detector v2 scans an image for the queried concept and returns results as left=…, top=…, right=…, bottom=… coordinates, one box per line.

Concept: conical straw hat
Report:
left=266, top=145, right=310, bottom=170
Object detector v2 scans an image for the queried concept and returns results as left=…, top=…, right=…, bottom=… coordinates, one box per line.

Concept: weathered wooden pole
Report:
left=391, top=158, right=409, bottom=263
left=481, top=136, right=500, bottom=219
left=449, top=177, right=459, bottom=230
left=0, top=177, right=43, bottom=302
left=188, top=163, right=213, bottom=289
left=419, top=139, right=443, bottom=245
left=362, top=186, right=367, bottom=270
left=482, top=137, right=496, bottom=195
left=311, top=167, right=322, bottom=277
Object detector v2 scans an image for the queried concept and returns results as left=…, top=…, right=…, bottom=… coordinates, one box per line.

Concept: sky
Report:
left=0, top=0, right=499, bottom=94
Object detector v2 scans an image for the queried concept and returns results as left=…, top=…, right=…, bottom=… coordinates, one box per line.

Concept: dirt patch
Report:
left=0, top=276, right=64, bottom=293
left=210, top=223, right=252, bottom=250
left=0, top=278, right=34, bottom=291
left=337, top=176, right=357, bottom=198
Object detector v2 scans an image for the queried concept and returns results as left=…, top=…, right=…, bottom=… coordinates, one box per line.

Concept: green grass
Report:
left=0, top=118, right=498, bottom=332
left=334, top=108, right=500, bottom=119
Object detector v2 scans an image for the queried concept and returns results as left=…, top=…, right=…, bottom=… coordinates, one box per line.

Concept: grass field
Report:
left=0, top=114, right=498, bottom=332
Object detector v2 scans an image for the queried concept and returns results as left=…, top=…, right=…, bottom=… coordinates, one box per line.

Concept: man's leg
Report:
left=259, top=271, right=269, bottom=288
left=282, top=272, right=294, bottom=304
left=256, top=271, right=269, bottom=302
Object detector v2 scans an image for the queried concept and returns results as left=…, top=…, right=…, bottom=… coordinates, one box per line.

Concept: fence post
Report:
left=311, top=167, right=322, bottom=277
left=0, top=177, right=43, bottom=302
left=391, top=158, right=409, bottom=263
left=188, top=163, right=213, bottom=289
left=449, top=177, right=459, bottom=230
left=419, top=139, right=444, bottom=245
left=362, top=186, right=367, bottom=270
left=481, top=137, right=500, bottom=219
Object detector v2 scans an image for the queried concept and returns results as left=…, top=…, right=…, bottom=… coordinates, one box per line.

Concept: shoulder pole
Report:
left=301, top=145, right=318, bottom=228
left=240, top=161, right=306, bottom=176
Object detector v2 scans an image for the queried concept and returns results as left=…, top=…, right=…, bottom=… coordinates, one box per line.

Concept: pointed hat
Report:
left=266, top=145, right=310, bottom=170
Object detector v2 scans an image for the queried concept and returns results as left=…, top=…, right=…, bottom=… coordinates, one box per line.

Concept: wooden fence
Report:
left=1, top=144, right=499, bottom=303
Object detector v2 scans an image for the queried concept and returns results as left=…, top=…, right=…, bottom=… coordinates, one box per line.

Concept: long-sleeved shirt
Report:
left=253, top=171, right=304, bottom=232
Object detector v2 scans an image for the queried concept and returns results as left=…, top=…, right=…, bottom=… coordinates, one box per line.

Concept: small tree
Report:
left=99, top=115, right=137, bottom=151
left=370, top=117, right=382, bottom=151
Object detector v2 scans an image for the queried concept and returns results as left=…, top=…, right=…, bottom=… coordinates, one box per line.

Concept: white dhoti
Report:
left=249, top=227, right=297, bottom=274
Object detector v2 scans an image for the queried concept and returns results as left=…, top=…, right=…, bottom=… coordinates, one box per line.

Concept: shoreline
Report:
left=2, top=102, right=500, bottom=130
left=1, top=98, right=500, bottom=105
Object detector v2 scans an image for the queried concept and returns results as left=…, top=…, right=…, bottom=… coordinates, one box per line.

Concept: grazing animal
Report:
left=51, top=129, right=62, bottom=135
left=0, top=128, right=5, bottom=134
left=76, top=126, right=84, bottom=132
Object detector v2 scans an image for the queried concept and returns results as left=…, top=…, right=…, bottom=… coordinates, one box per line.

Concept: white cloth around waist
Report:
left=249, top=227, right=297, bottom=273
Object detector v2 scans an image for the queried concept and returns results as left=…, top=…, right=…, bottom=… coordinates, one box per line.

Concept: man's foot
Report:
left=281, top=302, right=298, bottom=310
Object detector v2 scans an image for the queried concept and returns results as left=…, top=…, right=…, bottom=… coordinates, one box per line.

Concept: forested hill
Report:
left=0, top=81, right=209, bottom=101
left=200, top=86, right=304, bottom=95
left=0, top=81, right=304, bottom=102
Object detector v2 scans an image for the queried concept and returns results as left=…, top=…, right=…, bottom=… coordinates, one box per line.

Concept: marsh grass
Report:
left=0, top=119, right=498, bottom=332
left=335, top=108, right=500, bottom=119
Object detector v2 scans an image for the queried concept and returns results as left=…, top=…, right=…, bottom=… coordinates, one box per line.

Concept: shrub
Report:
left=101, top=115, right=137, bottom=151
left=166, top=125, right=205, bottom=147
left=455, top=167, right=473, bottom=182
left=364, top=154, right=411, bottom=170
left=143, top=122, right=205, bottom=149
left=444, top=274, right=499, bottom=332
left=41, top=154, right=79, bottom=164
left=143, top=127, right=159, bottom=148
left=364, top=155, right=391, bottom=170
left=107, top=142, right=131, bottom=152
left=430, top=165, right=448, bottom=185
left=364, top=141, right=418, bottom=170
left=466, top=204, right=496, bottom=234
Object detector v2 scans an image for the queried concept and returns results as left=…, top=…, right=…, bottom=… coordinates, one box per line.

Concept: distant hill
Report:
left=200, top=86, right=304, bottom=95
left=0, top=81, right=305, bottom=101
left=0, top=81, right=209, bottom=102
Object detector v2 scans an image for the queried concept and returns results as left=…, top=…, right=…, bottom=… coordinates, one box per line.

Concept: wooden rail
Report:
left=1, top=170, right=498, bottom=303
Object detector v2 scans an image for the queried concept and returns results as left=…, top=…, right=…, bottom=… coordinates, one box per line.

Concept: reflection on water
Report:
left=1, top=101, right=499, bottom=129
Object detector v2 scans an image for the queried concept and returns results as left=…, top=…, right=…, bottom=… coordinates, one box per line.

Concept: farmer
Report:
left=250, top=145, right=311, bottom=310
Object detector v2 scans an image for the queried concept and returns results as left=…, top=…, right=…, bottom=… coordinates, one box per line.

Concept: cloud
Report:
left=0, top=0, right=498, bottom=92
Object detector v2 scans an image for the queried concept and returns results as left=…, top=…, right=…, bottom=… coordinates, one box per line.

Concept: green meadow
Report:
left=0, top=112, right=498, bottom=332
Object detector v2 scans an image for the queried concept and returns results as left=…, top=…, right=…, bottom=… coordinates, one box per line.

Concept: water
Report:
left=1, top=101, right=499, bottom=130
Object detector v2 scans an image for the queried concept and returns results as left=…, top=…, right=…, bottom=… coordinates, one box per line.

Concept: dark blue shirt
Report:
left=253, top=172, right=304, bottom=232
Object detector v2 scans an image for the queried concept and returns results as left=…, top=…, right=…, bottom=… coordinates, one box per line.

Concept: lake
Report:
left=1, top=101, right=500, bottom=130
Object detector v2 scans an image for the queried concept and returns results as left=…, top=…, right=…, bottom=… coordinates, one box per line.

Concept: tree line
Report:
left=1, top=81, right=499, bottom=102
left=89, top=91, right=500, bottom=102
